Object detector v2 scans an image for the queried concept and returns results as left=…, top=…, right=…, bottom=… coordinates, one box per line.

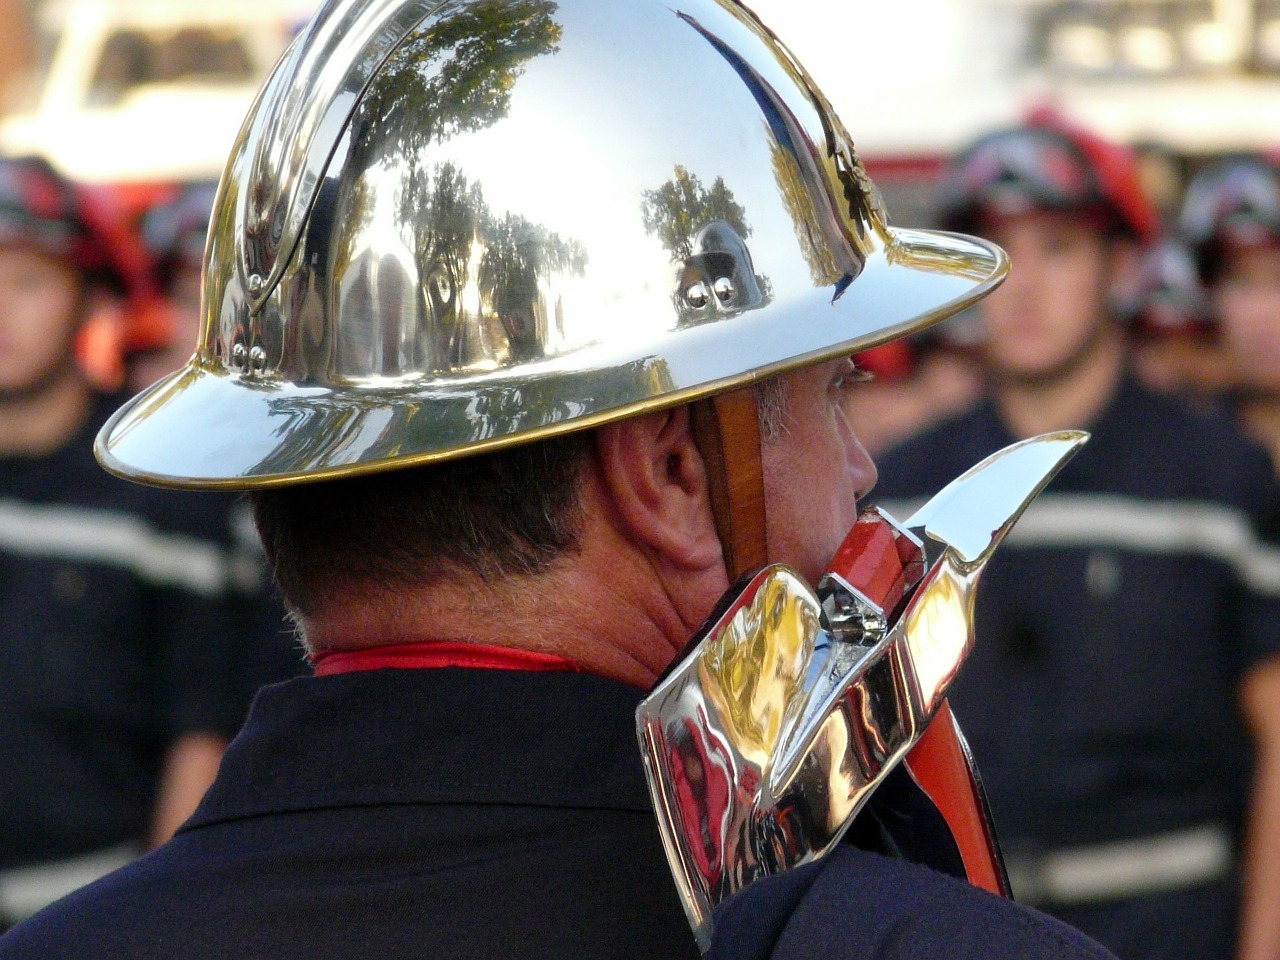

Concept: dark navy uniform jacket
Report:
left=1, top=668, right=1115, bottom=959
left=0, top=394, right=299, bottom=871
left=872, top=374, right=1280, bottom=849
left=871, top=374, right=1280, bottom=959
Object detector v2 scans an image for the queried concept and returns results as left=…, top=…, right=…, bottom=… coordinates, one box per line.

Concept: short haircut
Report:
left=251, top=432, right=591, bottom=620
left=252, top=380, right=791, bottom=620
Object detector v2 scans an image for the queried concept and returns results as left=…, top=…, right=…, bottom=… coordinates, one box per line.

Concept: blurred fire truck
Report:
left=0, top=0, right=308, bottom=215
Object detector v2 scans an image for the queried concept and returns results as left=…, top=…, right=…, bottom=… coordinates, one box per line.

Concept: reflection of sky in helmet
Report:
left=438, top=0, right=834, bottom=351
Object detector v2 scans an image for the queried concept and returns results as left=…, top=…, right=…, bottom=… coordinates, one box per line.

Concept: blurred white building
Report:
left=752, top=0, right=1280, bottom=154
left=750, top=0, right=1280, bottom=220
left=2, top=0, right=1277, bottom=212
left=0, top=0, right=309, bottom=192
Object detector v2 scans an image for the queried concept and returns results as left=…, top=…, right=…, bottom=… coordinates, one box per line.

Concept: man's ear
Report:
left=594, top=407, right=724, bottom=571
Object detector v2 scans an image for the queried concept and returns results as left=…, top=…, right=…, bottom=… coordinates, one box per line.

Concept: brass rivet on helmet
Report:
left=248, top=345, right=267, bottom=374
left=685, top=283, right=710, bottom=310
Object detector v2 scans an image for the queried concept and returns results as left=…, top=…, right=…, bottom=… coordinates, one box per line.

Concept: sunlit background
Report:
left=750, top=0, right=1280, bottom=227
left=0, top=0, right=1276, bottom=228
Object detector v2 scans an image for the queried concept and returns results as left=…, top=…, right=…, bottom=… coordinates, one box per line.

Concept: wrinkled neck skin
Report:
left=301, top=454, right=733, bottom=689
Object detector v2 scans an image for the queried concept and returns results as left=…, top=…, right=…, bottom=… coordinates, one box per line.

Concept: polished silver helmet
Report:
left=96, top=0, right=1006, bottom=489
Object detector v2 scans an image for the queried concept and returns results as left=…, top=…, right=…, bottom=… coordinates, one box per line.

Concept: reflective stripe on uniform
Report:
left=876, top=493, right=1280, bottom=596
left=1004, top=822, right=1234, bottom=906
left=0, top=499, right=229, bottom=596
left=0, top=843, right=138, bottom=923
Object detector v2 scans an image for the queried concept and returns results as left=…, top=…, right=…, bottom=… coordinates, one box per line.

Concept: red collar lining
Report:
left=309, top=641, right=581, bottom=677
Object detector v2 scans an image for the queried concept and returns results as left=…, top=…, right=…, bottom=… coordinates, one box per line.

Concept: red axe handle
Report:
left=829, top=511, right=1010, bottom=896
left=903, top=702, right=1008, bottom=895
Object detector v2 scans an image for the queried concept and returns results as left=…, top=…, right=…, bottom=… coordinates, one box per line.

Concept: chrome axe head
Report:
left=636, top=430, right=1087, bottom=950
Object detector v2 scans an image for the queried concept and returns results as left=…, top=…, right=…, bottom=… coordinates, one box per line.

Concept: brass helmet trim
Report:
left=96, top=0, right=1007, bottom=490
left=229, top=0, right=454, bottom=316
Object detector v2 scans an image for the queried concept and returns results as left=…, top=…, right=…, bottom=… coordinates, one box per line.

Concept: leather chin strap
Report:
left=689, top=387, right=769, bottom=580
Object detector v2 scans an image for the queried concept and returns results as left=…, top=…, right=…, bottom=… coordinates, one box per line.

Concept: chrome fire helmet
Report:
left=95, top=0, right=1007, bottom=489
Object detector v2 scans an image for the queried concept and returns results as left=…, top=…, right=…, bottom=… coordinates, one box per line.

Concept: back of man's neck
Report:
left=301, top=550, right=694, bottom=690
left=992, top=337, right=1126, bottom=440
left=0, top=372, right=94, bottom=457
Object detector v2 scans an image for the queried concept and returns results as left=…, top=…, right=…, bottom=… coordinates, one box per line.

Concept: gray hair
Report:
left=754, top=375, right=791, bottom=443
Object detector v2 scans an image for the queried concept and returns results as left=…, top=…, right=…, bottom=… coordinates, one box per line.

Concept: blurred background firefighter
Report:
left=0, top=153, right=295, bottom=929
left=871, top=114, right=1280, bottom=960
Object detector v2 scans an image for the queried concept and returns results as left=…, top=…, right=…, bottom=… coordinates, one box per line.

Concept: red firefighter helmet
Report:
left=0, top=153, right=172, bottom=383
left=936, top=110, right=1160, bottom=246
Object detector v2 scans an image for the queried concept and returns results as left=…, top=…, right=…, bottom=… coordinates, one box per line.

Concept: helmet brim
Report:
left=96, top=227, right=1004, bottom=490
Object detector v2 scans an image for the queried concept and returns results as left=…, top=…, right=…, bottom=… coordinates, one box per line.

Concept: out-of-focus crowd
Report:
left=854, top=116, right=1280, bottom=468
left=861, top=109, right=1280, bottom=960
left=2, top=76, right=1280, bottom=960
left=0, top=154, right=304, bottom=929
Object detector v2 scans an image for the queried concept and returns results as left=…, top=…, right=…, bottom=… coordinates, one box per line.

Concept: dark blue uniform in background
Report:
left=0, top=394, right=301, bottom=922
left=872, top=373, right=1280, bottom=960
